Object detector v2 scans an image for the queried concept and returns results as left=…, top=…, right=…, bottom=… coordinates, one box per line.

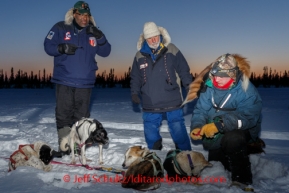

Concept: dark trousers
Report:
left=208, top=130, right=250, bottom=164
left=208, top=129, right=253, bottom=184
left=55, top=84, right=92, bottom=129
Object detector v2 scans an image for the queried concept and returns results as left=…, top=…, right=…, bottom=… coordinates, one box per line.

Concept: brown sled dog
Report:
left=163, top=149, right=212, bottom=182
left=121, top=146, right=164, bottom=190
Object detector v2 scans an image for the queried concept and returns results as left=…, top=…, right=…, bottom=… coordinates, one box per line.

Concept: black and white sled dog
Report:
left=60, top=117, right=109, bottom=165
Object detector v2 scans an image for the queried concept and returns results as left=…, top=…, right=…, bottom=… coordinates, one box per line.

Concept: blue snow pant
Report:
left=142, top=109, right=192, bottom=151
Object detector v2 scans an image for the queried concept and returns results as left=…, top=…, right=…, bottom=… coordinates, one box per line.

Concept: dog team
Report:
left=9, top=1, right=266, bottom=191
left=8, top=117, right=213, bottom=191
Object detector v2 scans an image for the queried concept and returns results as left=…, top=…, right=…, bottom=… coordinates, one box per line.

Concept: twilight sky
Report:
left=0, top=0, right=288, bottom=78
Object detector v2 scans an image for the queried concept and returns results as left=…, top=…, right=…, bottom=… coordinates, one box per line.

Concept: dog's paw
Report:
left=99, top=161, right=104, bottom=165
left=71, top=160, right=76, bottom=165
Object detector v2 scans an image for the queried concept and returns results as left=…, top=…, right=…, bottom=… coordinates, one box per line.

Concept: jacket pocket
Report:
left=164, top=81, right=179, bottom=91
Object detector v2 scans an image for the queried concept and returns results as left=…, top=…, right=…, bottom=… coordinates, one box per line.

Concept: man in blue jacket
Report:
left=44, top=1, right=111, bottom=151
left=190, top=54, right=262, bottom=187
left=130, top=22, right=192, bottom=151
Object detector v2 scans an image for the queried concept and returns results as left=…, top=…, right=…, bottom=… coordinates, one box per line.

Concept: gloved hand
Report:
left=58, top=43, right=78, bottom=55
left=190, top=128, right=202, bottom=140
left=131, top=94, right=140, bottom=104
left=200, top=123, right=219, bottom=138
left=86, top=25, right=104, bottom=39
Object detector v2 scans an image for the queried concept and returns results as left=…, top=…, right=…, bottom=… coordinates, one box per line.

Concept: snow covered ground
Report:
left=0, top=87, right=288, bottom=193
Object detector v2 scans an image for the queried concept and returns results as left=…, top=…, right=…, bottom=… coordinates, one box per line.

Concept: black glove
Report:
left=86, top=25, right=104, bottom=39
left=58, top=43, right=78, bottom=55
left=131, top=94, right=140, bottom=104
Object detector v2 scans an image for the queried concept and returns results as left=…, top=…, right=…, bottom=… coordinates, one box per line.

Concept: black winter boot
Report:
left=152, top=138, right=163, bottom=150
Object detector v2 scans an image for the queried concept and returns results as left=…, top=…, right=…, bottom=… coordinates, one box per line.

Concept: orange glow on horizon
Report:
left=1, top=60, right=287, bottom=79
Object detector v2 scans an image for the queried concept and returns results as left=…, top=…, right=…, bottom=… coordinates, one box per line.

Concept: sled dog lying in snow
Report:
left=121, top=146, right=164, bottom=190
left=163, top=149, right=212, bottom=181
left=60, top=117, right=109, bottom=165
left=9, top=141, right=62, bottom=172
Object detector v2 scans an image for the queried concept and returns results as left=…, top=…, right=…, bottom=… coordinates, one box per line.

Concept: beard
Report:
left=147, top=40, right=160, bottom=50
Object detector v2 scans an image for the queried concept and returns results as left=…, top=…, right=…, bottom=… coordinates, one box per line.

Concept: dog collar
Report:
left=187, top=154, right=194, bottom=170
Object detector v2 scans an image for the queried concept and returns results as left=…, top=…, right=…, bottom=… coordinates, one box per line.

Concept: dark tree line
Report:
left=0, top=67, right=132, bottom=89
left=0, top=66, right=288, bottom=89
left=0, top=68, right=53, bottom=89
left=249, top=66, right=289, bottom=88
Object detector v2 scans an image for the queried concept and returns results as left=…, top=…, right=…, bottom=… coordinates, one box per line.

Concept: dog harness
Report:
left=75, top=118, right=105, bottom=148
left=141, top=152, right=164, bottom=177
left=165, top=149, right=194, bottom=176
left=9, top=144, right=35, bottom=170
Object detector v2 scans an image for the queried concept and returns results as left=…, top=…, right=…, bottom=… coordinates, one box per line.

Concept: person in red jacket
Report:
left=44, top=1, right=111, bottom=153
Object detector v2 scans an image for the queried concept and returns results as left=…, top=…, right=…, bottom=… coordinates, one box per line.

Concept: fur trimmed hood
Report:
left=137, top=26, right=171, bottom=51
left=182, top=54, right=251, bottom=105
left=64, top=8, right=96, bottom=26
